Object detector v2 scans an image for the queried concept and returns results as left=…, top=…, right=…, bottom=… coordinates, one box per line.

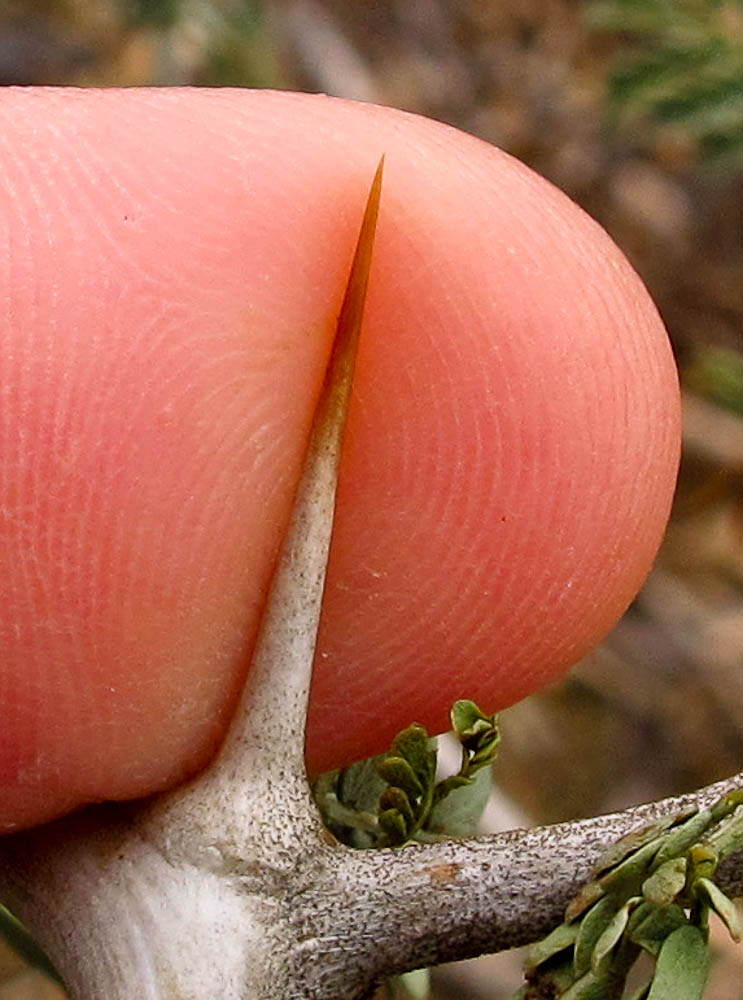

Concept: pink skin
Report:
left=0, top=89, right=679, bottom=833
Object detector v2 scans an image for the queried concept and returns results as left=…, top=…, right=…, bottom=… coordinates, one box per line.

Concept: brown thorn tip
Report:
left=319, top=157, right=385, bottom=432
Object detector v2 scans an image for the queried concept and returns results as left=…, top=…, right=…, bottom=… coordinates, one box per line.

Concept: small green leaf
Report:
left=629, top=904, right=687, bottom=957
left=694, top=878, right=742, bottom=941
left=647, top=924, right=709, bottom=1000
left=433, top=774, right=471, bottom=798
left=376, top=756, right=424, bottom=800
left=687, top=844, right=717, bottom=883
left=451, top=699, right=492, bottom=734
left=591, top=897, right=640, bottom=976
left=524, top=921, right=580, bottom=971
left=379, top=809, right=408, bottom=845
left=599, top=838, right=664, bottom=899
left=391, top=968, right=430, bottom=999
left=651, top=811, right=711, bottom=869
left=379, top=787, right=415, bottom=828
left=574, top=896, right=619, bottom=977
left=710, top=788, right=743, bottom=822
left=336, top=756, right=388, bottom=814
left=390, top=724, right=437, bottom=788
left=450, top=700, right=499, bottom=755
left=561, top=968, right=619, bottom=1000
left=425, top=761, right=492, bottom=837
left=451, top=699, right=485, bottom=732
left=642, top=857, right=687, bottom=907
left=313, top=767, right=382, bottom=847
left=625, top=899, right=654, bottom=936
left=470, top=739, right=500, bottom=769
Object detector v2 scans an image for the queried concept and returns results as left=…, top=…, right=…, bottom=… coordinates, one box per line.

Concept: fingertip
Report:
left=0, top=89, right=679, bottom=826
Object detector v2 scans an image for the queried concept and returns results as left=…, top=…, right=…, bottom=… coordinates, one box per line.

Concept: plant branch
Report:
left=317, top=773, right=743, bottom=982
left=261, top=772, right=743, bottom=1000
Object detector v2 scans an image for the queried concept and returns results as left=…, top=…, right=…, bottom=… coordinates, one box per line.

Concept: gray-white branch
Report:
left=1, top=164, right=741, bottom=1000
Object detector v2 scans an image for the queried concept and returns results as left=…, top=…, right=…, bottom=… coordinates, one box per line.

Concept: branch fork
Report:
left=1, top=162, right=743, bottom=1000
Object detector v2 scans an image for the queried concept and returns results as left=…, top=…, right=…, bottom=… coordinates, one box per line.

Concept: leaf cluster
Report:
left=313, top=700, right=499, bottom=849
left=585, top=0, right=743, bottom=167
left=516, top=788, right=743, bottom=999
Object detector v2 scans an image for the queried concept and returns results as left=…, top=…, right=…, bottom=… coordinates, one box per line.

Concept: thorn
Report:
left=145, top=159, right=386, bottom=848
left=317, top=154, right=384, bottom=441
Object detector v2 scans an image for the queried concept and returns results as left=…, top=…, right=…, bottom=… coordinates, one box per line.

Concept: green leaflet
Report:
left=524, top=922, right=580, bottom=972
left=313, top=756, right=387, bottom=848
left=651, top=811, right=711, bottom=869
left=598, top=838, right=666, bottom=900
left=379, top=808, right=408, bottom=845
left=376, top=755, right=424, bottom=800
left=591, top=898, right=641, bottom=976
left=559, top=969, right=613, bottom=1000
left=629, top=904, right=687, bottom=957
left=389, top=969, right=430, bottom=999
left=450, top=699, right=500, bottom=764
left=313, top=698, right=498, bottom=849
left=379, top=785, right=416, bottom=829
left=388, top=724, right=437, bottom=792
left=574, top=896, right=618, bottom=977
left=646, top=925, right=709, bottom=1000
left=694, top=878, right=742, bottom=942
left=642, top=857, right=687, bottom=908
left=424, top=761, right=493, bottom=839
left=450, top=699, right=490, bottom=739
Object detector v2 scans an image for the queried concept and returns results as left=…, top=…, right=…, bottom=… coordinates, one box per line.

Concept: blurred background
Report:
left=1, top=0, right=743, bottom=997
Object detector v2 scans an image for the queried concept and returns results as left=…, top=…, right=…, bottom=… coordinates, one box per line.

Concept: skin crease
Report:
left=0, top=88, right=680, bottom=833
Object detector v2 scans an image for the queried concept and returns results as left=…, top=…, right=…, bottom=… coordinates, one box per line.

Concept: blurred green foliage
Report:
left=124, top=0, right=183, bottom=29
left=585, top=0, right=743, bottom=166
left=195, top=3, right=282, bottom=89
left=688, top=345, right=743, bottom=415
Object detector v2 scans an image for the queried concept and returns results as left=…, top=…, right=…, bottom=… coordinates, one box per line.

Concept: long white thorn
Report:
left=144, top=159, right=385, bottom=855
